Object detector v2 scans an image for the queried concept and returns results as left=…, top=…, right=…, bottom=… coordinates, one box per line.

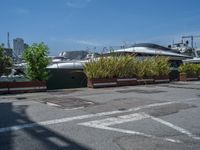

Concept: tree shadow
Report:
left=0, top=103, right=92, bottom=150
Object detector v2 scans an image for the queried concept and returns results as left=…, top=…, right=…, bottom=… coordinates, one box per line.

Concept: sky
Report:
left=1, top=0, right=200, bottom=55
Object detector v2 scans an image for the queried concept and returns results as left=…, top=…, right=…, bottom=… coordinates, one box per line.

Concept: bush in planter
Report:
left=154, top=56, right=170, bottom=77
left=84, top=55, right=171, bottom=83
left=134, top=58, right=157, bottom=79
left=114, top=55, right=137, bottom=78
left=196, top=64, right=200, bottom=77
left=84, top=57, right=116, bottom=79
left=179, top=63, right=199, bottom=77
left=84, top=55, right=137, bottom=79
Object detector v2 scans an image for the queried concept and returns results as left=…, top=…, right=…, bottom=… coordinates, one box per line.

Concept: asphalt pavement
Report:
left=0, top=81, right=200, bottom=150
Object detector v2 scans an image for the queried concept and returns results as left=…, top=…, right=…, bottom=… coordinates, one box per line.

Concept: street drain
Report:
left=117, top=89, right=166, bottom=94
left=42, top=97, right=95, bottom=109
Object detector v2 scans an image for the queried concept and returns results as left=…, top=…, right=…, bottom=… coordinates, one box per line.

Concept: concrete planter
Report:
left=0, top=81, right=46, bottom=94
left=179, top=73, right=199, bottom=81
left=87, top=78, right=117, bottom=88
left=117, top=78, right=137, bottom=86
left=154, top=75, right=170, bottom=83
left=179, top=73, right=187, bottom=81
left=0, top=82, right=9, bottom=94
left=185, top=76, right=199, bottom=81
left=137, top=78, right=154, bottom=85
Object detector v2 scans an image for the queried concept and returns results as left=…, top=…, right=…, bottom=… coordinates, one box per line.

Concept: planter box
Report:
left=0, top=81, right=46, bottom=94
left=154, top=76, right=170, bottom=84
left=179, top=73, right=187, bottom=81
left=0, top=82, right=9, bottom=94
left=179, top=73, right=199, bottom=81
left=137, top=78, right=154, bottom=85
left=117, top=78, right=137, bottom=86
left=186, top=76, right=199, bottom=81
left=87, top=78, right=117, bottom=88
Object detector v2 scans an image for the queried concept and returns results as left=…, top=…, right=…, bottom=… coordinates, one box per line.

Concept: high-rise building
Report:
left=13, top=38, right=24, bottom=57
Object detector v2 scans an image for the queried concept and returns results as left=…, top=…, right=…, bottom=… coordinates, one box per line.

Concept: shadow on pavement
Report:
left=0, top=103, right=91, bottom=150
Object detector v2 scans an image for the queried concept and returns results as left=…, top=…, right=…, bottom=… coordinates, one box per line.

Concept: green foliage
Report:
left=84, top=55, right=171, bottom=79
left=23, top=42, right=49, bottom=81
left=154, top=56, right=170, bottom=76
left=179, top=63, right=200, bottom=77
left=84, top=57, right=116, bottom=79
left=0, top=46, right=12, bottom=76
left=113, top=55, right=137, bottom=78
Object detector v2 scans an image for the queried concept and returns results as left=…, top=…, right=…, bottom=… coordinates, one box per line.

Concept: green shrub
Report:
left=179, top=63, right=200, bottom=77
left=84, top=55, right=171, bottom=79
left=114, top=55, right=137, bottom=78
left=154, top=56, right=170, bottom=76
left=23, top=43, right=49, bottom=81
left=84, top=57, right=115, bottom=79
left=134, top=59, right=145, bottom=79
left=134, top=57, right=168, bottom=79
left=0, top=46, right=12, bottom=76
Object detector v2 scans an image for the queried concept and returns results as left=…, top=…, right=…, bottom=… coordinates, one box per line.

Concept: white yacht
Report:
left=108, top=43, right=191, bottom=60
left=183, top=49, right=200, bottom=63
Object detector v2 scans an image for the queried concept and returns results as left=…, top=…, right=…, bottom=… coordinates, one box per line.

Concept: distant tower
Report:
left=13, top=38, right=24, bottom=57
left=7, top=32, right=10, bottom=48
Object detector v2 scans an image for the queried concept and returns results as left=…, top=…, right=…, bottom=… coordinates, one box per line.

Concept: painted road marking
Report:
left=90, top=126, right=181, bottom=143
left=79, top=112, right=200, bottom=143
left=149, top=115, right=200, bottom=140
left=79, top=112, right=181, bottom=143
left=0, top=101, right=176, bottom=133
left=79, top=112, right=148, bottom=127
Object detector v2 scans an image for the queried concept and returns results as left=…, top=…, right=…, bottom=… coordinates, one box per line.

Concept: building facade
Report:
left=13, top=38, right=24, bottom=57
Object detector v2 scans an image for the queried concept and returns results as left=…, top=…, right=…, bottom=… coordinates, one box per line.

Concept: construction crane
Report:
left=7, top=32, right=10, bottom=49
left=182, top=35, right=200, bottom=49
left=182, top=35, right=200, bottom=57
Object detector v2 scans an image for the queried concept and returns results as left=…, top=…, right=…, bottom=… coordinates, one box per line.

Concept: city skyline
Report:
left=1, top=0, right=200, bottom=55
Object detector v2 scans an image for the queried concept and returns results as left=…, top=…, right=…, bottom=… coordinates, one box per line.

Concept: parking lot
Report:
left=0, top=81, right=200, bottom=150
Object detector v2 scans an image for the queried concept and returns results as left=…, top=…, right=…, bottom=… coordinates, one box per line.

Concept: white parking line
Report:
left=79, top=112, right=148, bottom=127
left=149, top=115, right=200, bottom=140
left=79, top=112, right=181, bottom=143
left=79, top=112, right=200, bottom=143
left=0, top=101, right=176, bottom=133
left=94, top=126, right=181, bottom=143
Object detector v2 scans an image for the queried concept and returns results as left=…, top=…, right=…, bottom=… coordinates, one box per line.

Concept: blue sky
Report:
left=1, top=0, right=200, bottom=55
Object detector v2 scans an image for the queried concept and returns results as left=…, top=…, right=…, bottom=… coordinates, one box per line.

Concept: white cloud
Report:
left=66, top=0, right=92, bottom=8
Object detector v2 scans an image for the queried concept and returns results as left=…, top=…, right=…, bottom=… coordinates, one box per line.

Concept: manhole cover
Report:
left=42, top=97, right=95, bottom=109
left=117, top=89, right=166, bottom=94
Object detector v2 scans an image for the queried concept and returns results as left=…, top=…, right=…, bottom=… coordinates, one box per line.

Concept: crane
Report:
left=7, top=32, right=10, bottom=49
left=182, top=35, right=200, bottom=49
left=182, top=35, right=200, bottom=57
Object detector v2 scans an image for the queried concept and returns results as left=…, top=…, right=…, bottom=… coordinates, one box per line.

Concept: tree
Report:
left=0, top=46, right=12, bottom=76
left=23, top=42, right=49, bottom=81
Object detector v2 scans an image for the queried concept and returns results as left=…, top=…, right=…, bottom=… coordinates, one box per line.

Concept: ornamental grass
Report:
left=84, top=55, right=171, bottom=79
